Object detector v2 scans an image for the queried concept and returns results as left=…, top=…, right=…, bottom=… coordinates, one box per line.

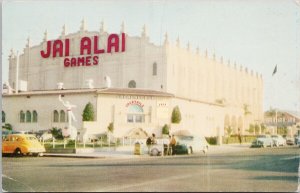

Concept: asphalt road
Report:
left=2, top=146, right=299, bottom=192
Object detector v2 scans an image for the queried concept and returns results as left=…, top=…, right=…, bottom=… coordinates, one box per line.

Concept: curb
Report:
left=43, top=154, right=105, bottom=159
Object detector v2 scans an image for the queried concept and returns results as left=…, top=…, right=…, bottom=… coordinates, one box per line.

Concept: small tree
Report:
left=225, top=126, right=233, bottom=137
left=162, top=124, right=170, bottom=135
left=171, top=106, right=182, bottom=124
left=82, top=102, right=95, bottom=121
left=50, top=127, right=63, bottom=139
left=107, top=122, right=114, bottom=133
left=3, top=123, right=12, bottom=131
left=107, top=122, right=114, bottom=147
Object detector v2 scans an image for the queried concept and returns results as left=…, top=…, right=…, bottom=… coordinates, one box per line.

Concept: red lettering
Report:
left=94, top=36, right=105, bottom=54
left=107, top=34, right=119, bottom=53
left=93, top=56, right=98, bottom=65
left=53, top=40, right=64, bottom=58
left=41, top=41, right=51, bottom=58
left=121, top=33, right=126, bottom=52
left=64, top=58, right=70, bottom=67
left=86, top=56, right=91, bottom=66
left=80, top=37, right=91, bottom=55
left=65, top=39, right=70, bottom=57
left=71, top=58, right=77, bottom=67
left=77, top=57, right=85, bottom=66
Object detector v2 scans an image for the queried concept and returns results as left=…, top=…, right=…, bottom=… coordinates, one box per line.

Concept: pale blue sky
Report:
left=2, top=0, right=300, bottom=112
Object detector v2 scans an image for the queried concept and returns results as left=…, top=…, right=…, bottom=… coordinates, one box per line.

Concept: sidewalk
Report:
left=43, top=143, right=252, bottom=159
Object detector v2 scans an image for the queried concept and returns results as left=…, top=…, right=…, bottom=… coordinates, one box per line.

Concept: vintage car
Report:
left=285, top=137, right=295, bottom=145
left=271, top=134, right=286, bottom=147
left=251, top=134, right=273, bottom=148
left=174, top=135, right=209, bottom=154
left=2, top=134, right=46, bottom=156
left=149, top=134, right=209, bottom=156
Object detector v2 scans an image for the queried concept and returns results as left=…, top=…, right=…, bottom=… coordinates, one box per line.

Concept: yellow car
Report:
left=2, top=134, right=46, bottom=156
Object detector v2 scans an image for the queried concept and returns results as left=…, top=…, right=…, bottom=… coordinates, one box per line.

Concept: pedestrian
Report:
left=238, top=128, right=242, bottom=145
left=146, top=136, right=152, bottom=154
left=151, top=133, right=157, bottom=145
left=170, top=134, right=177, bottom=155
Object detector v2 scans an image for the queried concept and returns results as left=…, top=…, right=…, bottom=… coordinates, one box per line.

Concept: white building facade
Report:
left=3, top=21, right=264, bottom=140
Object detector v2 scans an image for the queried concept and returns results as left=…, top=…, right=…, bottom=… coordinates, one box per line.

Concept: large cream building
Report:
left=2, top=20, right=264, bottom=141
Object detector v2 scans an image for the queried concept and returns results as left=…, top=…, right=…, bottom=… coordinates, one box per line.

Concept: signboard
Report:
left=40, top=33, right=126, bottom=67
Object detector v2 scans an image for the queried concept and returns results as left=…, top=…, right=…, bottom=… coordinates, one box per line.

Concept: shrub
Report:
left=171, top=106, right=181, bottom=124
left=205, top=137, right=217, bottom=145
left=50, top=127, right=63, bottom=140
left=107, top=122, right=114, bottom=133
left=82, top=102, right=95, bottom=121
left=162, top=124, right=170, bottom=135
left=3, top=123, right=13, bottom=131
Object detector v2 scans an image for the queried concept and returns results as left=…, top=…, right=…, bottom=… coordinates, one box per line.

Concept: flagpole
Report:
left=272, top=64, right=278, bottom=134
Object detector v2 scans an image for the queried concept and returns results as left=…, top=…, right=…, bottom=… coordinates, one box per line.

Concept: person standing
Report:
left=151, top=133, right=157, bottom=145
left=170, top=135, right=177, bottom=155
left=238, top=128, right=242, bottom=145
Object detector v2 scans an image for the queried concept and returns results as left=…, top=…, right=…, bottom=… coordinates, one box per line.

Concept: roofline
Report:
left=2, top=88, right=174, bottom=97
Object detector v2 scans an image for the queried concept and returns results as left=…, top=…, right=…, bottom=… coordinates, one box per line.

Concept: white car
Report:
left=251, top=135, right=273, bottom=148
left=174, top=135, right=209, bottom=154
left=271, top=135, right=286, bottom=147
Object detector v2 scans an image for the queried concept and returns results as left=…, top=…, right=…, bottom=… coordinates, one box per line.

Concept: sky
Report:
left=2, top=0, right=300, bottom=112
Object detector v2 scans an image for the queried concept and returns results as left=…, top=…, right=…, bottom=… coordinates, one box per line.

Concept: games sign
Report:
left=40, top=33, right=126, bottom=67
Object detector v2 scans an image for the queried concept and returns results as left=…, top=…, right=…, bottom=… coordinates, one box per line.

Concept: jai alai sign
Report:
left=40, top=33, right=126, bottom=67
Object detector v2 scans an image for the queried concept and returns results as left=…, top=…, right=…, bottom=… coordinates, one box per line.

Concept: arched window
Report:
left=2, top=111, right=5, bottom=123
left=127, top=104, right=145, bottom=123
left=53, top=110, right=59, bottom=122
left=128, top=80, right=136, bottom=88
left=153, top=62, right=157, bottom=76
left=26, top=111, right=31, bottom=123
left=20, top=111, right=25, bottom=123
left=60, top=110, right=66, bottom=122
left=32, top=110, right=38, bottom=122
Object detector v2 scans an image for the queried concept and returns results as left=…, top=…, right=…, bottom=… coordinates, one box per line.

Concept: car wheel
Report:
left=14, top=148, right=23, bottom=157
left=151, top=148, right=159, bottom=156
left=187, top=147, right=193, bottom=155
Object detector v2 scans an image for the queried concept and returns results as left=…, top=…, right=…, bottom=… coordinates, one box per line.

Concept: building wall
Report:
left=164, top=42, right=264, bottom=130
left=7, top=26, right=264, bottom=134
left=2, top=92, right=97, bottom=132
left=8, top=32, right=166, bottom=92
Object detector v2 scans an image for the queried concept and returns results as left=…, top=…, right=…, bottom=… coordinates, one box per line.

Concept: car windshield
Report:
left=26, top=136, right=38, bottom=141
left=176, top=136, right=194, bottom=141
left=257, top=135, right=266, bottom=138
left=271, top=135, right=278, bottom=138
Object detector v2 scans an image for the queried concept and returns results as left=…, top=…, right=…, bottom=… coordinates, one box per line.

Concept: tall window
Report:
left=2, top=111, right=5, bottom=123
left=26, top=111, right=31, bottom=123
left=20, top=111, right=25, bottom=123
left=128, top=80, right=136, bottom=88
left=152, top=62, right=157, bottom=76
left=60, top=110, right=66, bottom=122
left=127, top=105, right=145, bottom=123
left=53, top=110, right=59, bottom=122
left=32, top=110, right=38, bottom=122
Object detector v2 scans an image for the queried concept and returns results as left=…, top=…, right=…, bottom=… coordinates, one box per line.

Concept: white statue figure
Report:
left=85, top=79, right=94, bottom=89
left=3, top=82, right=14, bottom=94
left=59, top=95, right=77, bottom=140
left=104, top=76, right=111, bottom=88
left=57, top=82, right=64, bottom=89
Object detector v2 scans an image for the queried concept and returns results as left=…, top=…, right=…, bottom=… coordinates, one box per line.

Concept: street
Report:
left=2, top=146, right=299, bottom=192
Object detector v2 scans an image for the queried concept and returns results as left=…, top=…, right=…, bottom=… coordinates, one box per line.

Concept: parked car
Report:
left=2, top=134, right=46, bottom=156
left=174, top=135, right=209, bottom=154
left=285, top=137, right=295, bottom=145
left=251, top=135, right=273, bottom=148
left=271, top=134, right=286, bottom=147
left=295, top=135, right=300, bottom=145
